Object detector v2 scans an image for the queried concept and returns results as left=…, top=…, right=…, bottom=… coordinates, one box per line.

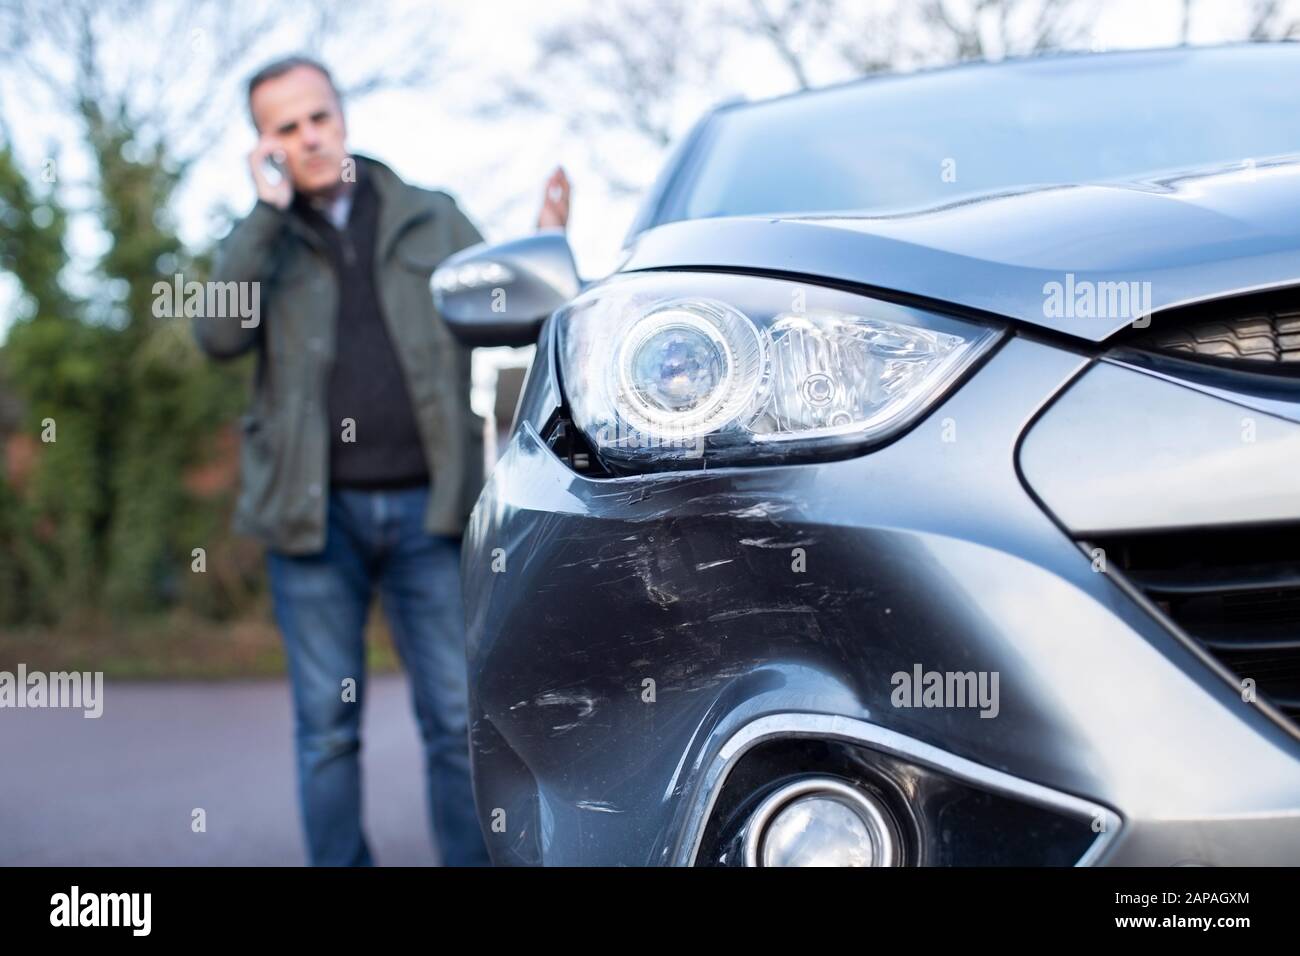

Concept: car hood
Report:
left=620, top=158, right=1300, bottom=341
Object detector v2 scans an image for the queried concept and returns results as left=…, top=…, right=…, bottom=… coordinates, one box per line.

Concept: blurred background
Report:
left=0, top=0, right=1296, bottom=863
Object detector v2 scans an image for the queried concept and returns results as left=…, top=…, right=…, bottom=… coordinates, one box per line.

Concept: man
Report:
left=194, top=55, right=569, bottom=866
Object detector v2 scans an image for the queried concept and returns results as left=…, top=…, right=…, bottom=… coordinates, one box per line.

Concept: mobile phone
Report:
left=261, top=150, right=288, bottom=186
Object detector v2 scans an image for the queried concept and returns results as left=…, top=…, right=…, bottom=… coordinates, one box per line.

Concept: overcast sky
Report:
left=0, top=0, right=1270, bottom=349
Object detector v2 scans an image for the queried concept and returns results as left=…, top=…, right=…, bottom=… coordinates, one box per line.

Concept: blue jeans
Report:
left=266, top=485, right=489, bottom=866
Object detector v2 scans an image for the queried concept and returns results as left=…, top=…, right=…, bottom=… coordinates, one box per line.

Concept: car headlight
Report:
left=557, top=272, right=1002, bottom=469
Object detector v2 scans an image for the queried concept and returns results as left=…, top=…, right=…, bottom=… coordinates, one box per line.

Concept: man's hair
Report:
left=246, top=55, right=341, bottom=129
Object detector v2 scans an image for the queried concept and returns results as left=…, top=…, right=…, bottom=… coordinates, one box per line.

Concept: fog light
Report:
left=743, top=778, right=897, bottom=867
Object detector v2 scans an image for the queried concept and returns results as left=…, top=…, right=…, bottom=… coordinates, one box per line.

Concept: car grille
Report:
left=1092, top=524, right=1300, bottom=728
left=1133, top=298, right=1300, bottom=365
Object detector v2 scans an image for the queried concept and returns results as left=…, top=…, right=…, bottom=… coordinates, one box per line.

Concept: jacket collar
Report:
left=357, top=154, right=441, bottom=259
left=289, top=160, right=368, bottom=235
left=282, top=154, right=438, bottom=257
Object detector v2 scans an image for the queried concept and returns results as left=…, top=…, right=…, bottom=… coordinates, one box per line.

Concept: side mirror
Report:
left=433, top=231, right=581, bottom=347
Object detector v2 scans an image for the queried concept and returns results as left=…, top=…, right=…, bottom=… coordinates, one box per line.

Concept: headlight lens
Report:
left=618, top=299, right=763, bottom=439
left=558, top=272, right=1001, bottom=469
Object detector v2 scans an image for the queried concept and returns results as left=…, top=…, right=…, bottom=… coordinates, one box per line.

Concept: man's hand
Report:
left=249, top=136, right=292, bottom=210
left=536, top=166, right=570, bottom=231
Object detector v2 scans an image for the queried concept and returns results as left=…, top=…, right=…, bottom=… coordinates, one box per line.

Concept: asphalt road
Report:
left=0, top=674, right=442, bottom=865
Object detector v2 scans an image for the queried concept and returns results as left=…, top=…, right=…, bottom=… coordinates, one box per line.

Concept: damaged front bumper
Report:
left=461, top=331, right=1300, bottom=866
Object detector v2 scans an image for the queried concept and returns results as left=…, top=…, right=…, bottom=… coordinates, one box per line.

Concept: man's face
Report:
left=250, top=65, right=348, bottom=197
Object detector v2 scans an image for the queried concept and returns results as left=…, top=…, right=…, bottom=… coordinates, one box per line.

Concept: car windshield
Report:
left=660, top=44, right=1300, bottom=224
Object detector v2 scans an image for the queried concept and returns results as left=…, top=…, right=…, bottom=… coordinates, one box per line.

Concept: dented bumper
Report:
left=461, top=333, right=1300, bottom=866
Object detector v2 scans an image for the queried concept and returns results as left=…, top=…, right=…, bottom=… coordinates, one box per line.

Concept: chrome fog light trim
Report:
left=679, top=714, right=1122, bottom=866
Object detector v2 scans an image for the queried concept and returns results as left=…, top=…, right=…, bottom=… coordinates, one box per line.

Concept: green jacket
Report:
left=195, top=155, right=486, bottom=554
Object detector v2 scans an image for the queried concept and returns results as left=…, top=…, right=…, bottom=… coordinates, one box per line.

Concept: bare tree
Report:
left=0, top=0, right=452, bottom=177
left=1245, top=0, right=1300, bottom=39
left=546, top=0, right=713, bottom=150
left=834, top=2, right=911, bottom=75
left=716, top=0, right=904, bottom=84
left=724, top=0, right=832, bottom=89
left=730, top=0, right=1105, bottom=76
left=913, top=0, right=1101, bottom=64
left=489, top=0, right=721, bottom=194
left=488, top=0, right=1103, bottom=198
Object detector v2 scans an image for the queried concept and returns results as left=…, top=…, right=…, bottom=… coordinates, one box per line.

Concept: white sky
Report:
left=0, top=0, right=1271, bottom=352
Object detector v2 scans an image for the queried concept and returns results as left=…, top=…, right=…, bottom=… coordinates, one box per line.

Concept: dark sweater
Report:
left=292, top=171, right=430, bottom=489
